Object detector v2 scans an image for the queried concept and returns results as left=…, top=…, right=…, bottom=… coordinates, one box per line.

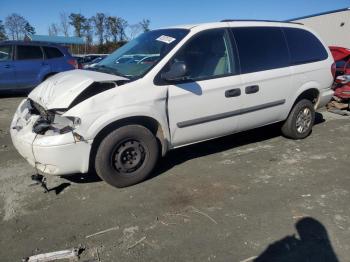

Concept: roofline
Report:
left=0, top=40, right=64, bottom=45
left=288, top=7, right=350, bottom=21
left=220, top=19, right=303, bottom=25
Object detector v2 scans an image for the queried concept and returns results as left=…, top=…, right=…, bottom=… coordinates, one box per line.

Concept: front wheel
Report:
left=281, top=99, right=315, bottom=139
left=95, top=125, right=159, bottom=188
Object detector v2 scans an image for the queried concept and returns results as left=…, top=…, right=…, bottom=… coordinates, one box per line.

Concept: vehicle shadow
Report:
left=253, top=217, right=339, bottom=262
left=60, top=112, right=325, bottom=186
left=60, top=173, right=102, bottom=184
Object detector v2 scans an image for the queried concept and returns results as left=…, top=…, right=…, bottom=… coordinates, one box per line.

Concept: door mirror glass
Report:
left=161, top=61, right=188, bottom=81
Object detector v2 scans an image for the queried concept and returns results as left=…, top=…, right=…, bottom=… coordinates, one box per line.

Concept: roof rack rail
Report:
left=220, top=19, right=303, bottom=25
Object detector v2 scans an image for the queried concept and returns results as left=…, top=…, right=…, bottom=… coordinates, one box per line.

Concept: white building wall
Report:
left=293, top=9, right=350, bottom=48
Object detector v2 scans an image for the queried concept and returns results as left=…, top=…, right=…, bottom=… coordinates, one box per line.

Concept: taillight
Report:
left=331, top=62, right=336, bottom=79
left=68, top=59, right=78, bottom=69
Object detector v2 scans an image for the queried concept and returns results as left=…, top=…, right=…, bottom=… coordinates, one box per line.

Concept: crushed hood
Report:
left=29, top=69, right=127, bottom=110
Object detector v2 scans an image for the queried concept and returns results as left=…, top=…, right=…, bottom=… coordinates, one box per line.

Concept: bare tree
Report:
left=139, top=19, right=150, bottom=32
left=92, top=13, right=106, bottom=46
left=83, top=19, right=93, bottom=47
left=106, top=16, right=119, bottom=43
left=48, top=23, right=60, bottom=36
left=117, top=18, right=128, bottom=41
left=128, top=24, right=142, bottom=39
left=5, top=13, right=28, bottom=40
left=60, top=12, right=70, bottom=37
left=0, top=20, right=7, bottom=41
left=69, top=13, right=86, bottom=37
left=104, top=16, right=111, bottom=43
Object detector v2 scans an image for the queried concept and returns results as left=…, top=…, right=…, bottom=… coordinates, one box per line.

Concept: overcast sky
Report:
left=0, top=0, right=349, bottom=35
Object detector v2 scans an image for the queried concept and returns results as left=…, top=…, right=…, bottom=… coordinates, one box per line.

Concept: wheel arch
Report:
left=285, top=82, right=321, bottom=120
left=293, top=88, right=320, bottom=108
left=88, top=115, right=169, bottom=173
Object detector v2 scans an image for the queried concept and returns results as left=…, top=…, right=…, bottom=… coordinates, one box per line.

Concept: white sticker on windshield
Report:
left=156, top=35, right=176, bottom=44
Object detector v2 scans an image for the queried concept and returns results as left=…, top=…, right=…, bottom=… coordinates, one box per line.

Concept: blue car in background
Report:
left=0, top=41, right=77, bottom=92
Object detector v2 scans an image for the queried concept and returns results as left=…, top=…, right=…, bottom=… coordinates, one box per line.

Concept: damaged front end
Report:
left=11, top=70, right=131, bottom=176
left=30, top=100, right=82, bottom=139
left=10, top=98, right=92, bottom=176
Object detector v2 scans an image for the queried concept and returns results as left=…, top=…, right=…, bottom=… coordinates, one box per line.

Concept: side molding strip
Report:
left=177, top=99, right=286, bottom=128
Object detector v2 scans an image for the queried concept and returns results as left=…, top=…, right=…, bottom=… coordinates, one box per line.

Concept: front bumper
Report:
left=10, top=99, right=92, bottom=175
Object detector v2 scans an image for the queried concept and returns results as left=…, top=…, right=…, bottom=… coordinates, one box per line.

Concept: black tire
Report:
left=281, top=99, right=315, bottom=139
left=95, top=125, right=159, bottom=188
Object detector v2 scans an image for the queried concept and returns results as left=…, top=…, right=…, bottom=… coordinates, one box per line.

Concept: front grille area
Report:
left=29, top=99, right=55, bottom=122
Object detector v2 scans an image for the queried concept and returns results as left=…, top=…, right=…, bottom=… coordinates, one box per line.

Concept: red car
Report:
left=329, top=46, right=350, bottom=100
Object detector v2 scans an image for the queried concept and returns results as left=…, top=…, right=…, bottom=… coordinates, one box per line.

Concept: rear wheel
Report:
left=281, top=99, right=315, bottom=139
left=95, top=125, right=159, bottom=188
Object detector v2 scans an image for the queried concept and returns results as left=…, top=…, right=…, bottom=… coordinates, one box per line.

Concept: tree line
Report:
left=0, top=12, right=151, bottom=53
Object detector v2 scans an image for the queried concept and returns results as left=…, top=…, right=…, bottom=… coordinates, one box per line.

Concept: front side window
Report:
left=231, top=27, right=289, bottom=74
left=166, top=29, right=236, bottom=81
left=0, top=45, right=12, bottom=61
left=283, top=27, right=328, bottom=65
left=17, top=45, right=43, bottom=60
left=96, top=29, right=189, bottom=79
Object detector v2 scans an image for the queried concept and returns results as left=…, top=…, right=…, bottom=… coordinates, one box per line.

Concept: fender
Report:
left=87, top=104, right=169, bottom=139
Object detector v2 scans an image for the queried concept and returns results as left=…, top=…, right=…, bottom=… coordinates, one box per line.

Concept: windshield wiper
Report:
left=91, top=65, right=128, bottom=78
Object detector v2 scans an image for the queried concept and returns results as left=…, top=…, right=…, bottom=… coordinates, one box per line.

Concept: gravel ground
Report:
left=0, top=96, right=350, bottom=262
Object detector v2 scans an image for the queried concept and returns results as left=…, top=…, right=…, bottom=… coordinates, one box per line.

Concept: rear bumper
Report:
left=10, top=99, right=92, bottom=175
left=317, top=89, right=334, bottom=109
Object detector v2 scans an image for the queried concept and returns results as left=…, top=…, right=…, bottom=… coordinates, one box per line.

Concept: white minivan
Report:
left=11, top=20, right=334, bottom=187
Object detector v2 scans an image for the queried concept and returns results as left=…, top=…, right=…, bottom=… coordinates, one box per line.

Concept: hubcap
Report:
left=112, top=140, right=146, bottom=173
left=296, top=107, right=312, bottom=134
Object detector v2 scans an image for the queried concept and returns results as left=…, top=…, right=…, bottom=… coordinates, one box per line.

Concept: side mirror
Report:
left=161, top=61, right=187, bottom=81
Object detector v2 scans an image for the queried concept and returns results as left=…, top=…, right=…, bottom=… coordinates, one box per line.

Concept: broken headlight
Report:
left=33, top=113, right=81, bottom=135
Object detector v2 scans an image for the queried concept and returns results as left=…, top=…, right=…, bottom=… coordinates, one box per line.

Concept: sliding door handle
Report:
left=245, top=85, right=259, bottom=94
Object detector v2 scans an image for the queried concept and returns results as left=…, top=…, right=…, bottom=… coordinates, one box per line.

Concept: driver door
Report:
left=165, top=28, right=244, bottom=147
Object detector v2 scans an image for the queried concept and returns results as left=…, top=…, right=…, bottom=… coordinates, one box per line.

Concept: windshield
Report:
left=95, top=29, right=189, bottom=79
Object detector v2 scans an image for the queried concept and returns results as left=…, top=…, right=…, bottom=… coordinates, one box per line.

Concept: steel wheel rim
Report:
left=112, top=140, right=146, bottom=173
left=296, top=107, right=312, bottom=134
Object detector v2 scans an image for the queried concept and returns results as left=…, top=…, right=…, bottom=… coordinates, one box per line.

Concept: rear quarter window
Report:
left=231, top=27, right=289, bottom=74
left=283, top=27, right=328, bottom=65
left=43, top=46, right=64, bottom=59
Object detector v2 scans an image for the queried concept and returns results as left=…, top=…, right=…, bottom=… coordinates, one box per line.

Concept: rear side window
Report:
left=0, top=45, right=12, bottom=61
left=43, top=46, right=64, bottom=59
left=283, top=28, right=328, bottom=65
left=17, top=45, right=43, bottom=60
left=231, top=27, right=289, bottom=74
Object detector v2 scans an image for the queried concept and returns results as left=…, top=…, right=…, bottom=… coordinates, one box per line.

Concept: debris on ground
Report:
left=327, top=100, right=350, bottom=116
left=30, top=174, right=49, bottom=193
left=127, top=236, right=147, bottom=249
left=22, top=246, right=84, bottom=262
left=85, top=226, right=119, bottom=239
